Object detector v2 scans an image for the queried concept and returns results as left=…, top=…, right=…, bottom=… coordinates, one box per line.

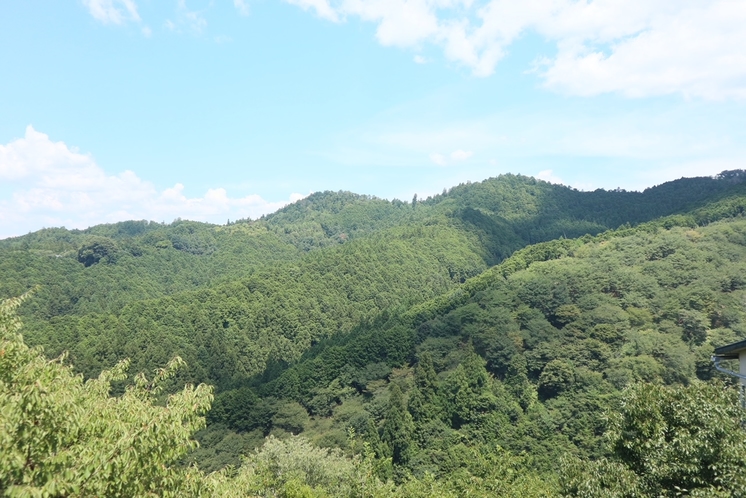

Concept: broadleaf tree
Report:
left=0, top=293, right=214, bottom=497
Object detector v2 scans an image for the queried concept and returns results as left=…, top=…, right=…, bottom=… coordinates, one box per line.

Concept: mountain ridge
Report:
left=4, top=170, right=746, bottom=493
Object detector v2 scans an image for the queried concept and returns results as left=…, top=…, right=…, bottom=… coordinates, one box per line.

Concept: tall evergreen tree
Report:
left=381, top=384, right=414, bottom=466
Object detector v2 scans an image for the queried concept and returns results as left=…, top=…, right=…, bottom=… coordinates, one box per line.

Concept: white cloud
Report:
left=341, top=0, right=440, bottom=46
left=538, top=1, right=746, bottom=100
left=83, top=0, right=140, bottom=24
left=413, top=55, right=428, bottom=64
left=291, top=0, right=746, bottom=99
left=141, top=26, right=152, bottom=37
left=234, top=0, right=250, bottom=16
left=429, top=153, right=447, bottom=166
left=450, top=149, right=472, bottom=161
left=0, top=127, right=303, bottom=239
left=164, top=1, right=208, bottom=34
left=428, top=149, right=473, bottom=165
left=286, top=0, right=339, bottom=22
left=177, top=0, right=208, bottom=33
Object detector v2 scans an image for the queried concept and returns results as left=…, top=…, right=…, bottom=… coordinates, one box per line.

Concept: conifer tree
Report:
left=381, top=384, right=414, bottom=466
left=409, top=352, right=440, bottom=422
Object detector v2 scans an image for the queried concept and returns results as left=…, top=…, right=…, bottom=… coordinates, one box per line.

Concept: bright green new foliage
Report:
left=560, top=381, right=746, bottom=497
left=0, top=293, right=213, bottom=497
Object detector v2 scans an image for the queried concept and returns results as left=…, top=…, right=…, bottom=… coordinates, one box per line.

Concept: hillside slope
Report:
left=5, top=172, right=746, bottom=493
left=203, top=211, right=746, bottom=474
left=3, top=172, right=746, bottom=389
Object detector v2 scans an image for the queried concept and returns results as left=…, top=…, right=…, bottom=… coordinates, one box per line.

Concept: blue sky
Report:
left=1, top=0, right=745, bottom=238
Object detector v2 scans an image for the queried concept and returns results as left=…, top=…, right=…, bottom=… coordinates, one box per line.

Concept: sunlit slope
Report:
left=263, top=172, right=746, bottom=256
left=0, top=220, right=302, bottom=318
left=4, top=172, right=744, bottom=322
left=228, top=210, right=746, bottom=474
left=21, top=221, right=490, bottom=386
left=3, top=171, right=746, bottom=393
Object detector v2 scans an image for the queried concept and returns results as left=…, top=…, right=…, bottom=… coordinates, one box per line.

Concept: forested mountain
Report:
left=231, top=216, right=746, bottom=465
left=4, top=171, right=746, bottom=496
left=5, top=172, right=746, bottom=382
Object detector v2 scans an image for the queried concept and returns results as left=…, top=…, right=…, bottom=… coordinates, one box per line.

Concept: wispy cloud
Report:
left=317, top=87, right=746, bottom=193
left=428, top=149, right=473, bottom=166
left=287, top=0, right=746, bottom=100
left=234, top=0, right=250, bottom=16
left=165, top=0, right=208, bottom=34
left=0, top=127, right=304, bottom=238
left=83, top=0, right=140, bottom=24
left=160, top=1, right=211, bottom=35
left=285, top=0, right=339, bottom=22
left=450, top=149, right=472, bottom=161
left=429, top=153, right=447, bottom=166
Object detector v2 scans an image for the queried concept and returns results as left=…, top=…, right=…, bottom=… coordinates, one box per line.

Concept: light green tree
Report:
left=560, top=381, right=746, bottom=497
left=209, top=435, right=394, bottom=498
left=0, top=293, right=213, bottom=497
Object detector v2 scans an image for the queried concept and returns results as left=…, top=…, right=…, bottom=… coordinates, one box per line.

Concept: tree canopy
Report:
left=4, top=171, right=746, bottom=496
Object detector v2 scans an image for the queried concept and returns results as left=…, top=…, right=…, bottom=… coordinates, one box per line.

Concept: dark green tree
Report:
left=538, top=359, right=576, bottom=399
left=505, top=354, right=536, bottom=411
left=409, top=352, right=440, bottom=422
left=381, top=384, right=414, bottom=466
left=77, top=237, right=119, bottom=266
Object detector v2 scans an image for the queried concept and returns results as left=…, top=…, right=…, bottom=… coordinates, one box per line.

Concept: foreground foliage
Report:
left=0, top=293, right=213, bottom=497
left=561, top=381, right=746, bottom=497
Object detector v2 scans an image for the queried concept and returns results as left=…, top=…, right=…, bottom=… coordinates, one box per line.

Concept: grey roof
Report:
left=713, top=339, right=746, bottom=359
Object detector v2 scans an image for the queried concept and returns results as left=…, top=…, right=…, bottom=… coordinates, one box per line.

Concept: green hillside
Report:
left=197, top=203, right=746, bottom=471
left=24, top=222, right=489, bottom=386
left=5, top=172, right=746, bottom=385
left=4, top=171, right=746, bottom=496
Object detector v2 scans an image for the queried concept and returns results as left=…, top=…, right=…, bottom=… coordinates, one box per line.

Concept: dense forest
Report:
left=4, top=171, right=746, bottom=496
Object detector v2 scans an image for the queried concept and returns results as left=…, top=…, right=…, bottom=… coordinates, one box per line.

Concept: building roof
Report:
left=713, top=339, right=746, bottom=359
